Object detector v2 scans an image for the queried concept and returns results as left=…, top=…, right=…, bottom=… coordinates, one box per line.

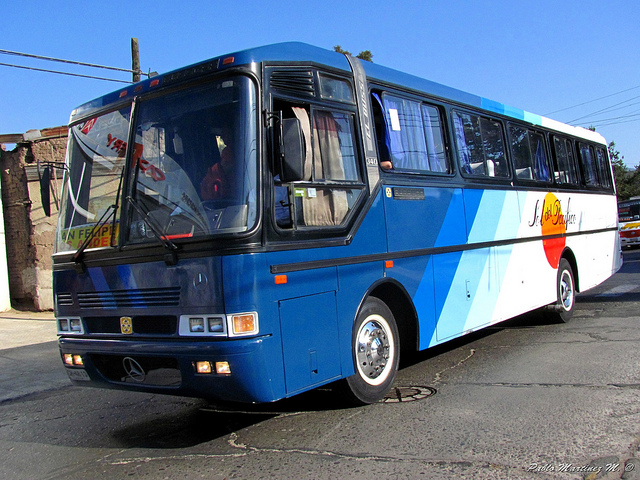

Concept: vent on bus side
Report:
left=77, top=287, right=181, bottom=309
left=270, top=70, right=316, bottom=97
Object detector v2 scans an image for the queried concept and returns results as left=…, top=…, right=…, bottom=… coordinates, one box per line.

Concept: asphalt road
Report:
left=1, top=250, right=640, bottom=479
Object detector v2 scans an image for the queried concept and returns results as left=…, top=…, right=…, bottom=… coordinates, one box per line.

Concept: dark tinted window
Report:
left=579, top=143, right=599, bottom=186
left=508, top=124, right=551, bottom=182
left=552, top=137, right=579, bottom=185
left=453, top=111, right=509, bottom=178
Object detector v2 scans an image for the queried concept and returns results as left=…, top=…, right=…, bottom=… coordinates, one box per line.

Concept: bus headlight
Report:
left=179, top=313, right=257, bottom=337
left=179, top=315, right=227, bottom=336
left=57, top=317, right=83, bottom=334
left=189, top=317, right=205, bottom=333
left=208, top=317, right=224, bottom=333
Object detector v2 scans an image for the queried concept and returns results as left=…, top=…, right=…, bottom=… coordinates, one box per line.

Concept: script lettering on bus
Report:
left=528, top=196, right=576, bottom=228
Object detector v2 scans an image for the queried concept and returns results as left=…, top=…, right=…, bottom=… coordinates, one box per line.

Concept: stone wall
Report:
left=0, top=128, right=67, bottom=311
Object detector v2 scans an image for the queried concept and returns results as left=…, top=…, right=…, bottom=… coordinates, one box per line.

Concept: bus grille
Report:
left=84, top=315, right=177, bottom=335
left=77, top=287, right=181, bottom=309
left=56, top=292, right=74, bottom=306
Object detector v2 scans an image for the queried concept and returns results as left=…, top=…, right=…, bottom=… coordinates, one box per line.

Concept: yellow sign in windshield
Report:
left=60, top=223, right=119, bottom=249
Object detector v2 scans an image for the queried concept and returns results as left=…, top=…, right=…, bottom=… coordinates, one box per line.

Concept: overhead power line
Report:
left=545, top=84, right=640, bottom=116
left=0, top=48, right=146, bottom=76
left=567, top=94, right=640, bottom=124
left=0, top=61, right=129, bottom=83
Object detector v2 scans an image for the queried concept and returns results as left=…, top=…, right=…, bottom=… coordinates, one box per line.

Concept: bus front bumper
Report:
left=58, top=335, right=283, bottom=404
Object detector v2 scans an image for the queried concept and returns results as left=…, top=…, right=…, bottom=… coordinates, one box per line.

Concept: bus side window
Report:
left=595, top=146, right=612, bottom=189
left=579, top=142, right=599, bottom=186
left=508, top=124, right=551, bottom=182
left=273, top=103, right=363, bottom=229
left=552, top=137, right=579, bottom=185
left=375, top=93, right=449, bottom=174
left=454, top=111, right=509, bottom=178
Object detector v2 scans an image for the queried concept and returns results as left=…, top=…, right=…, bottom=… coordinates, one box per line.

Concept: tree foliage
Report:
left=333, top=45, right=373, bottom=62
left=609, top=141, right=640, bottom=200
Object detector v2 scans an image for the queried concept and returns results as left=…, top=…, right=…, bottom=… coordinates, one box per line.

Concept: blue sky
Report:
left=2, top=1, right=639, bottom=168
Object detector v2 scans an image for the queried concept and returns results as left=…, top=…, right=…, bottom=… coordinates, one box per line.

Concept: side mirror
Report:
left=279, top=118, right=305, bottom=182
left=40, top=165, right=52, bottom=217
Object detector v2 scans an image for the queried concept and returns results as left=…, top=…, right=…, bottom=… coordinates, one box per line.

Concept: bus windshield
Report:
left=56, top=76, right=258, bottom=253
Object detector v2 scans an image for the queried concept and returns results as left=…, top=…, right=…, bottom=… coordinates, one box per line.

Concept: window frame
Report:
left=577, top=142, right=599, bottom=188
left=506, top=122, right=553, bottom=186
left=595, top=145, right=613, bottom=189
left=452, top=109, right=511, bottom=182
left=267, top=66, right=368, bottom=235
left=372, top=90, right=452, bottom=176
left=550, top=135, right=581, bottom=188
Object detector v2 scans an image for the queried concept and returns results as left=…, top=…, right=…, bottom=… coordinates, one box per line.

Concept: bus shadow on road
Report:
left=109, top=400, right=278, bottom=449
left=110, top=388, right=355, bottom=449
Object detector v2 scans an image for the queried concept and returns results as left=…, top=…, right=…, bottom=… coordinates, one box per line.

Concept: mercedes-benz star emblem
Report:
left=122, top=357, right=146, bottom=382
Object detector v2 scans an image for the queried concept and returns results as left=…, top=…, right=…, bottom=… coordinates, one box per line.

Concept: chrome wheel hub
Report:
left=356, top=318, right=391, bottom=382
left=560, top=270, right=574, bottom=310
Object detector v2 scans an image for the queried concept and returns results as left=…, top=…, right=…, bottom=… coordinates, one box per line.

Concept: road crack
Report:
left=432, top=349, right=476, bottom=386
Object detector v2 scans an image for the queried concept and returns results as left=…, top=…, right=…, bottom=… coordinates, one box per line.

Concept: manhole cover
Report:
left=381, top=385, right=437, bottom=403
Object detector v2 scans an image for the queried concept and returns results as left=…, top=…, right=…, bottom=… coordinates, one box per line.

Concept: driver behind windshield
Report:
left=201, top=127, right=235, bottom=200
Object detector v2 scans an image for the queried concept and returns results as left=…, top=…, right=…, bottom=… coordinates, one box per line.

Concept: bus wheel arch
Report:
left=369, top=280, right=419, bottom=359
left=561, top=248, right=579, bottom=293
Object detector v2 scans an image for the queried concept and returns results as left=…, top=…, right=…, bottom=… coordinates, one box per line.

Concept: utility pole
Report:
left=131, top=37, right=140, bottom=83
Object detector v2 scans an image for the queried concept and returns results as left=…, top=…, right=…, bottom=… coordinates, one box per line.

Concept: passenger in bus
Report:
left=371, top=92, right=393, bottom=171
left=201, top=128, right=234, bottom=200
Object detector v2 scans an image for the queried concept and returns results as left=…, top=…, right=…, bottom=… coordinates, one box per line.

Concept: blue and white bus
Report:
left=50, top=42, right=622, bottom=404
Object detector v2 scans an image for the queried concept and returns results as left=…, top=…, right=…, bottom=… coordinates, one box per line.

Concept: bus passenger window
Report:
left=595, top=147, right=612, bottom=189
left=376, top=94, right=448, bottom=173
left=508, top=124, right=551, bottom=182
left=454, top=111, right=508, bottom=178
left=272, top=103, right=364, bottom=229
left=579, top=143, right=599, bottom=186
left=552, top=137, right=579, bottom=185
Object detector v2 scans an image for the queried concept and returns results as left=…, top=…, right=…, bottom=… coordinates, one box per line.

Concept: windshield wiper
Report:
left=72, top=204, right=117, bottom=273
left=126, top=196, right=178, bottom=265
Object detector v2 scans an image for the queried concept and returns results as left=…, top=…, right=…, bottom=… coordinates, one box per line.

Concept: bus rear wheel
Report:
left=343, top=297, right=399, bottom=405
left=548, top=258, right=575, bottom=323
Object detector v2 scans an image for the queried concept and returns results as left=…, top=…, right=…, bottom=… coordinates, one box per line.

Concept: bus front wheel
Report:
left=343, top=297, right=399, bottom=404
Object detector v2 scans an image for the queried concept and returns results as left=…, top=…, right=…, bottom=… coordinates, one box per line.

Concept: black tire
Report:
left=548, top=258, right=576, bottom=323
left=342, top=297, right=399, bottom=405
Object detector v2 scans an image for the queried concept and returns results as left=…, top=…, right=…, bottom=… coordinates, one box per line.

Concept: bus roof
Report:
left=69, top=42, right=606, bottom=145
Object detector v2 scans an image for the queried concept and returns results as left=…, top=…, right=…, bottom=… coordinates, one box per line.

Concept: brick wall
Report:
left=0, top=130, right=67, bottom=311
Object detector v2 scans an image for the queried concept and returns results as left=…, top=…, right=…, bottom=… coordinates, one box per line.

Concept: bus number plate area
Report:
left=66, top=369, right=90, bottom=381
left=392, top=187, right=425, bottom=201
